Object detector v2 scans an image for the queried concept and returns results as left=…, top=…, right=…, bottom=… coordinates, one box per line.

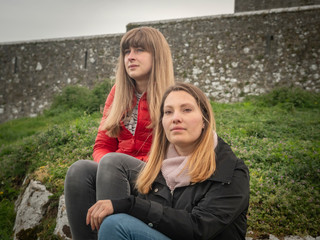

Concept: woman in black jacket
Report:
left=86, top=82, right=250, bottom=240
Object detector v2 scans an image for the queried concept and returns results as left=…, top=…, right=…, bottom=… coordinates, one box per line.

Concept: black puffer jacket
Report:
left=118, top=137, right=250, bottom=240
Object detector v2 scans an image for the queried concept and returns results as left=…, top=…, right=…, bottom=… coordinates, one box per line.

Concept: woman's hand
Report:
left=86, top=200, right=114, bottom=231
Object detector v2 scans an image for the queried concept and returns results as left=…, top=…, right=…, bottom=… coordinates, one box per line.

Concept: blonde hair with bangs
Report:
left=101, top=27, right=175, bottom=137
left=136, top=82, right=217, bottom=194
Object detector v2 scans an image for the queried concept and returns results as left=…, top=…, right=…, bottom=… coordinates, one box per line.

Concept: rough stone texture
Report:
left=129, top=5, right=320, bottom=101
left=0, top=5, right=320, bottom=123
left=13, top=180, right=53, bottom=240
left=305, top=236, right=317, bottom=240
left=245, top=235, right=318, bottom=240
left=269, top=234, right=280, bottom=240
left=54, top=194, right=72, bottom=240
left=235, top=0, right=320, bottom=12
left=0, top=34, right=122, bottom=123
left=284, top=236, right=315, bottom=240
left=245, top=232, right=320, bottom=240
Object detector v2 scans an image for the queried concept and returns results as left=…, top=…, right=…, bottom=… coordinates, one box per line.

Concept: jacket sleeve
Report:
left=92, top=85, right=119, bottom=163
left=126, top=159, right=249, bottom=240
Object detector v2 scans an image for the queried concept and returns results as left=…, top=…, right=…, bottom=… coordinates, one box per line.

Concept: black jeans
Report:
left=64, top=153, right=145, bottom=240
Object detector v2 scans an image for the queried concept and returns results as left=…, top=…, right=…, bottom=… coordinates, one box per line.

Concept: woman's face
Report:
left=162, top=91, right=204, bottom=156
left=124, top=46, right=153, bottom=83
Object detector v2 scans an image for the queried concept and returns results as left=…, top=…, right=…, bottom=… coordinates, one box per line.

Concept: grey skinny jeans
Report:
left=64, top=153, right=145, bottom=240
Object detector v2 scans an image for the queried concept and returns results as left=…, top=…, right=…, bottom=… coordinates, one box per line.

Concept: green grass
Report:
left=0, top=199, right=15, bottom=240
left=0, top=85, right=319, bottom=239
left=212, top=100, right=319, bottom=237
left=0, top=109, right=86, bottom=147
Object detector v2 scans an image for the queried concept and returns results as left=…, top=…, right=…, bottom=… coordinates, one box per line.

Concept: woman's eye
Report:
left=164, top=110, right=172, bottom=115
left=137, top=48, right=144, bottom=52
left=124, top=50, right=130, bottom=55
left=183, top=108, right=192, bottom=112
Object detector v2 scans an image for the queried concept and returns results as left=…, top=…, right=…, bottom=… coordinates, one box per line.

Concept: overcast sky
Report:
left=0, top=0, right=234, bottom=43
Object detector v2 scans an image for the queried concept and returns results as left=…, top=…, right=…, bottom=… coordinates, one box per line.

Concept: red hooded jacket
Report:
left=93, top=85, right=152, bottom=163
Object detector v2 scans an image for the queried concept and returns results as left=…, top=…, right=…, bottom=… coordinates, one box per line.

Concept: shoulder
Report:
left=104, top=85, right=117, bottom=108
left=110, top=84, right=116, bottom=95
left=211, top=136, right=249, bottom=183
left=106, top=84, right=116, bottom=100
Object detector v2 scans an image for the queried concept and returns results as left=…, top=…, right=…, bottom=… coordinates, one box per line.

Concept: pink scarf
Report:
left=161, top=144, right=190, bottom=191
left=161, top=132, right=218, bottom=191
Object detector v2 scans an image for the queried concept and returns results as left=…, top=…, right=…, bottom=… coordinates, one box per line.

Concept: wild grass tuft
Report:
left=46, top=79, right=112, bottom=115
left=245, top=86, right=319, bottom=110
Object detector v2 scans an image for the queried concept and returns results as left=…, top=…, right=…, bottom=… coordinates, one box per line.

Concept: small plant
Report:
left=245, top=86, right=319, bottom=110
left=46, top=79, right=113, bottom=115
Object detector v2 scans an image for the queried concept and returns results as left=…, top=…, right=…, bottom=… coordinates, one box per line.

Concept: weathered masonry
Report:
left=235, top=0, right=320, bottom=12
left=0, top=2, right=319, bottom=123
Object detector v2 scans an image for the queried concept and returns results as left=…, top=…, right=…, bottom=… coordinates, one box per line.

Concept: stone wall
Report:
left=129, top=6, right=320, bottom=100
left=235, top=0, right=320, bottom=12
left=0, top=34, right=122, bottom=122
left=1, top=5, right=320, bottom=123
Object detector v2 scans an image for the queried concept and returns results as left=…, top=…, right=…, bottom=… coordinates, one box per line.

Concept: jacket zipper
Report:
left=170, top=189, right=174, bottom=207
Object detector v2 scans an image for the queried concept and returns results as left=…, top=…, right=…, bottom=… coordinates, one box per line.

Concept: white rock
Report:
left=54, top=195, right=72, bottom=240
left=192, top=67, right=202, bottom=76
left=231, top=62, right=239, bottom=68
left=284, top=236, right=304, bottom=240
left=13, top=180, right=53, bottom=240
left=243, top=47, right=250, bottom=54
left=244, top=86, right=250, bottom=93
left=36, top=62, right=42, bottom=71
left=310, top=64, right=317, bottom=71
left=304, top=236, right=315, bottom=240
left=270, top=234, right=279, bottom=240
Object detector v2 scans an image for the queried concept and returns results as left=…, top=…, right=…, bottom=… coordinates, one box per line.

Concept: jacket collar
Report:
left=131, top=90, right=147, bottom=109
left=155, top=136, right=238, bottom=185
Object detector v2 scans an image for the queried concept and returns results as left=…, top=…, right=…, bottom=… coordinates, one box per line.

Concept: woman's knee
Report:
left=98, top=214, right=127, bottom=239
left=99, top=153, right=131, bottom=172
left=100, top=213, right=123, bottom=229
left=65, top=160, right=97, bottom=184
left=99, top=214, right=140, bottom=239
left=98, top=214, right=170, bottom=240
left=99, top=153, right=144, bottom=172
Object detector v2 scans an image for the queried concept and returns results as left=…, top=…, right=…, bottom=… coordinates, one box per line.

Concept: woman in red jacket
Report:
left=64, top=27, right=175, bottom=240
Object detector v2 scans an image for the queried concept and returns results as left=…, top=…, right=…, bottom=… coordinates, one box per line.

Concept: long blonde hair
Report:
left=101, top=27, right=175, bottom=137
left=136, top=82, right=217, bottom=194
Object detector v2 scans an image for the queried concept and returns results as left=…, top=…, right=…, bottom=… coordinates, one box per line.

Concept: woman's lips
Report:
left=171, top=127, right=185, bottom=131
left=128, top=64, right=138, bottom=69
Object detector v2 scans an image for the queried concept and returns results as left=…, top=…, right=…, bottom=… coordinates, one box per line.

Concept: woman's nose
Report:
left=172, top=112, right=182, bottom=124
left=128, top=50, right=136, bottom=60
